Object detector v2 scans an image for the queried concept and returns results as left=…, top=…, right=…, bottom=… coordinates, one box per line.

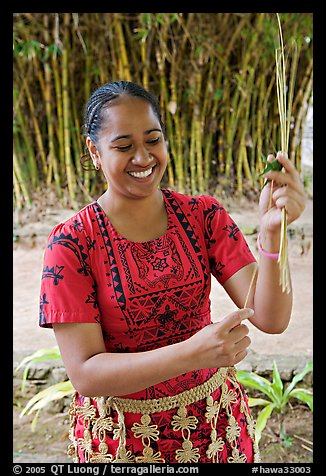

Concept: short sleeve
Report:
left=39, top=221, right=100, bottom=328
left=198, top=195, right=256, bottom=285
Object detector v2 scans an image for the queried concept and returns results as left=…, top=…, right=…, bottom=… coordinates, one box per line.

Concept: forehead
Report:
left=100, top=96, right=160, bottom=133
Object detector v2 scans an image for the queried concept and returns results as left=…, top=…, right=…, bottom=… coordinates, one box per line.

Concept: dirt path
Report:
left=13, top=198, right=313, bottom=358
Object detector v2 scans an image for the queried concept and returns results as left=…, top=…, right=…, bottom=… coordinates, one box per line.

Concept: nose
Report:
left=131, top=146, right=154, bottom=166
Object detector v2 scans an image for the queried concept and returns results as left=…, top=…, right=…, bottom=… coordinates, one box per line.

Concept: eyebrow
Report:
left=110, top=128, right=162, bottom=143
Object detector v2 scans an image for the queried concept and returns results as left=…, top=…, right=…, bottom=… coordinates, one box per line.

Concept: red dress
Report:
left=39, top=189, right=259, bottom=463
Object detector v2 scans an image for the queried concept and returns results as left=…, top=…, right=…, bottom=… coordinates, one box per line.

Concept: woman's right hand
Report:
left=186, top=308, right=253, bottom=369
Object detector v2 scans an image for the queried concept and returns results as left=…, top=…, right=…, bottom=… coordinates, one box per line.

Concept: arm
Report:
left=223, top=152, right=306, bottom=334
left=53, top=307, right=253, bottom=397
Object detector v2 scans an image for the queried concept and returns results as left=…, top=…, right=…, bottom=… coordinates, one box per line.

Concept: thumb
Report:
left=219, top=308, right=254, bottom=332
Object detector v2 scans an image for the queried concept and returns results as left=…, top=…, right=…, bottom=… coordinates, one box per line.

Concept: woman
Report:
left=39, top=81, right=306, bottom=463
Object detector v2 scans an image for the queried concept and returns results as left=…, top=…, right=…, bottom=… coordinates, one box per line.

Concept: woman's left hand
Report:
left=259, top=151, right=306, bottom=234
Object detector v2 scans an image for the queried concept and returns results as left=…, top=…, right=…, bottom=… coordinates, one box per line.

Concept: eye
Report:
left=146, top=137, right=161, bottom=145
left=115, top=144, right=132, bottom=151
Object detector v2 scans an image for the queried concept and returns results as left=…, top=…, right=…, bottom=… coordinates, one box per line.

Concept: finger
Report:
left=266, top=169, right=304, bottom=196
left=230, top=323, right=250, bottom=341
left=263, top=169, right=293, bottom=187
left=233, top=349, right=248, bottom=365
left=274, top=196, right=306, bottom=222
left=219, top=308, right=254, bottom=333
left=272, top=186, right=304, bottom=206
left=276, top=151, right=298, bottom=175
left=234, top=334, right=251, bottom=350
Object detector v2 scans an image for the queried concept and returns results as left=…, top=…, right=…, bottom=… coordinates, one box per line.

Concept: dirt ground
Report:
left=13, top=194, right=313, bottom=464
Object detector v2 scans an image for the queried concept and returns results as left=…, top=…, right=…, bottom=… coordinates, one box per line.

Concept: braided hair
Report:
left=81, top=81, right=164, bottom=169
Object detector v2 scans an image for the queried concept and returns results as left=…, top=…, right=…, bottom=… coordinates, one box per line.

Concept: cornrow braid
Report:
left=83, top=81, right=164, bottom=144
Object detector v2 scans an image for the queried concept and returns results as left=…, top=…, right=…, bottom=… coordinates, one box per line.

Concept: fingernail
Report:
left=277, top=151, right=288, bottom=160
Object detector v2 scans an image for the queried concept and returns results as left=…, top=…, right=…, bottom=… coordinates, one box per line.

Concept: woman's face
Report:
left=88, top=96, right=168, bottom=200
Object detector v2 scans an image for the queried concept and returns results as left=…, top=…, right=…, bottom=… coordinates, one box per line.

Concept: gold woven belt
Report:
left=67, top=366, right=260, bottom=464
left=106, top=367, right=228, bottom=414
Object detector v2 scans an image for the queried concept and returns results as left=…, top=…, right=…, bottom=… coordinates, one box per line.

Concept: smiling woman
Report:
left=82, top=83, right=170, bottom=243
left=38, top=80, right=306, bottom=464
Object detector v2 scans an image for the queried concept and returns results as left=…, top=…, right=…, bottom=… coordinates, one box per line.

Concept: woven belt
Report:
left=106, top=366, right=229, bottom=414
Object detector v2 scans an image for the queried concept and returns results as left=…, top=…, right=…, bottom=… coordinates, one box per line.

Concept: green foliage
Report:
left=13, top=13, right=313, bottom=206
left=15, top=346, right=74, bottom=431
left=236, top=359, right=313, bottom=444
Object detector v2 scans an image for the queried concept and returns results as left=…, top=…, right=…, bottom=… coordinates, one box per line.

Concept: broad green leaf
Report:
left=236, top=370, right=276, bottom=402
left=288, top=388, right=313, bottom=412
left=15, top=346, right=61, bottom=371
left=255, top=402, right=276, bottom=444
left=247, top=397, right=271, bottom=407
left=270, top=360, right=283, bottom=406
left=283, top=360, right=313, bottom=400
left=20, top=381, right=74, bottom=417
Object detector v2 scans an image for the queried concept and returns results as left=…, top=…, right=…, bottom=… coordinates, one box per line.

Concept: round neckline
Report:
left=94, top=189, right=172, bottom=245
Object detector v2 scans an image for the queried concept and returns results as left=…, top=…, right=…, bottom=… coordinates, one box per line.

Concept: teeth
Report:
left=128, top=168, right=153, bottom=178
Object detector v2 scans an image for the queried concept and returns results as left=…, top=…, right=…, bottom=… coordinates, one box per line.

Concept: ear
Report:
left=86, top=137, right=101, bottom=169
left=86, top=136, right=98, bottom=158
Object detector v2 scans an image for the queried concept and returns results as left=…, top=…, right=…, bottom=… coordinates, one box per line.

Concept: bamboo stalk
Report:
left=155, top=46, right=176, bottom=189
left=236, top=68, right=255, bottom=194
left=195, top=115, right=204, bottom=194
left=13, top=88, right=39, bottom=189
left=114, top=13, right=131, bottom=81
left=43, top=16, right=62, bottom=197
left=13, top=147, right=32, bottom=208
left=170, top=61, right=184, bottom=192
left=51, top=17, right=65, bottom=178
left=68, top=58, right=83, bottom=180
left=200, top=58, right=214, bottom=188
left=22, top=77, right=48, bottom=178
left=189, top=116, right=197, bottom=193
left=13, top=167, right=23, bottom=212
left=140, top=40, right=148, bottom=91
left=124, top=20, right=140, bottom=84
left=217, top=116, right=225, bottom=176
left=62, top=13, right=77, bottom=208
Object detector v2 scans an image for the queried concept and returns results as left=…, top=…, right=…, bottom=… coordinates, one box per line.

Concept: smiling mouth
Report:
left=127, top=166, right=155, bottom=178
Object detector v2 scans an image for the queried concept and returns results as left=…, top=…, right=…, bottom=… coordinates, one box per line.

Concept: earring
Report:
left=95, top=164, right=100, bottom=171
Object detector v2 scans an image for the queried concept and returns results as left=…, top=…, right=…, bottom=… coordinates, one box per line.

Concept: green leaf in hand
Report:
left=259, top=155, right=283, bottom=188
left=259, top=156, right=283, bottom=177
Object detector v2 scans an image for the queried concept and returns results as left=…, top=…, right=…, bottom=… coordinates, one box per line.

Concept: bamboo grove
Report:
left=13, top=13, right=313, bottom=211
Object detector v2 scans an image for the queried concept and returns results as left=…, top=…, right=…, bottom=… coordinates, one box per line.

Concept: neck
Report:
left=98, top=187, right=164, bottom=220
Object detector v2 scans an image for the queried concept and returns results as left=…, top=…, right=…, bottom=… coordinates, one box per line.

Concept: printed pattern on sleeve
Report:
left=197, top=195, right=256, bottom=284
left=39, top=221, right=100, bottom=328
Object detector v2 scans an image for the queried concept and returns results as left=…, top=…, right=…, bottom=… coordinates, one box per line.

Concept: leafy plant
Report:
left=15, top=346, right=74, bottom=431
left=236, top=359, right=313, bottom=445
